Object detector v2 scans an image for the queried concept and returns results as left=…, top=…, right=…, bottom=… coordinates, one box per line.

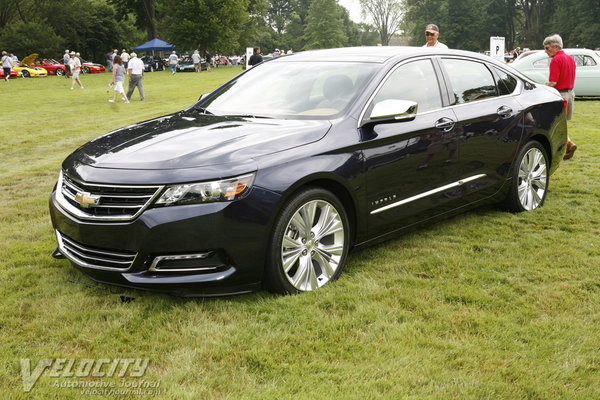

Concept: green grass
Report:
left=1, top=70, right=600, bottom=399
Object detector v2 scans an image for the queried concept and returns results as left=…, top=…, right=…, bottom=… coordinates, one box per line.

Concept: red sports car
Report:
left=36, top=59, right=67, bottom=76
left=0, top=68, right=18, bottom=79
left=36, top=58, right=106, bottom=75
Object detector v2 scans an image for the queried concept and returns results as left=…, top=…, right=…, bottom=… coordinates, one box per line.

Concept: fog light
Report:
left=149, top=252, right=220, bottom=272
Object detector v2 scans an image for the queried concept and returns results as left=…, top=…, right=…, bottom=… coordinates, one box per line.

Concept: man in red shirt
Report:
left=544, top=34, right=577, bottom=159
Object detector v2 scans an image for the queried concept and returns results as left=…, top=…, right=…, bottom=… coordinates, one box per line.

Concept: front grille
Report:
left=57, top=172, right=163, bottom=221
left=56, top=231, right=137, bottom=271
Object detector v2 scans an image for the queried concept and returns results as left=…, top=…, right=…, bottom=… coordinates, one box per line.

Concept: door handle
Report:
left=497, top=105, right=513, bottom=119
left=435, top=117, right=455, bottom=132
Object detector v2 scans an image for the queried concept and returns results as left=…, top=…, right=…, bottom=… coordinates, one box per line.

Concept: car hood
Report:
left=65, top=108, right=331, bottom=171
left=19, top=53, right=38, bottom=67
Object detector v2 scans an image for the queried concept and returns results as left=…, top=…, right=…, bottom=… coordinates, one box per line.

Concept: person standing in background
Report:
left=121, top=49, right=130, bottom=69
left=544, top=34, right=577, bottom=159
left=126, top=52, right=145, bottom=101
left=204, top=50, right=213, bottom=71
left=192, top=50, right=201, bottom=72
left=63, top=49, right=71, bottom=78
left=423, top=24, right=448, bottom=48
left=249, top=47, right=262, bottom=67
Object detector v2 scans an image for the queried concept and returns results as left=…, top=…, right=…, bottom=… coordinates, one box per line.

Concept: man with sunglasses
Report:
left=423, top=24, right=447, bottom=48
left=544, top=34, right=577, bottom=159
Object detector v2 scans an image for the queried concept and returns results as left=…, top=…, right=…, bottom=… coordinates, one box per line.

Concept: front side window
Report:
left=442, top=58, right=497, bottom=104
left=370, top=59, right=442, bottom=113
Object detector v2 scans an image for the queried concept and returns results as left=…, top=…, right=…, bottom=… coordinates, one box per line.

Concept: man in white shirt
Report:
left=423, top=24, right=448, bottom=48
left=126, top=52, right=145, bottom=101
left=121, top=49, right=130, bottom=68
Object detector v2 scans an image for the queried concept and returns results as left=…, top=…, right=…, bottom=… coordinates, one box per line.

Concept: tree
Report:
left=109, top=0, right=158, bottom=40
left=303, top=0, right=348, bottom=49
left=360, top=0, right=403, bottom=45
left=160, top=0, right=250, bottom=54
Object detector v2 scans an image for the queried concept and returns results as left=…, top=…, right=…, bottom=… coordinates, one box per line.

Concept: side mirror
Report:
left=369, top=99, right=418, bottom=122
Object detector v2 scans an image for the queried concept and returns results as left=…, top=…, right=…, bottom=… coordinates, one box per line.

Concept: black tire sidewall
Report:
left=265, top=187, right=350, bottom=294
left=505, top=140, right=549, bottom=212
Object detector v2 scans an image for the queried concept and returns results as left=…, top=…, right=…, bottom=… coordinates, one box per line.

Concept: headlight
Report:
left=154, top=173, right=255, bottom=206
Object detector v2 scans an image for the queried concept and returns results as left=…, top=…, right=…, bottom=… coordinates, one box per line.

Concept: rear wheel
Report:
left=265, top=187, right=350, bottom=294
left=503, top=140, right=549, bottom=212
left=21, top=70, right=30, bottom=78
left=82, top=66, right=90, bottom=73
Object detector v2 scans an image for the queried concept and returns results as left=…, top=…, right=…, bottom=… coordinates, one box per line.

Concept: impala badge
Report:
left=75, top=192, right=100, bottom=208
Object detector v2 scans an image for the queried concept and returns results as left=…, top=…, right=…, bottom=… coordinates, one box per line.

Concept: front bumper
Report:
left=49, top=186, right=279, bottom=296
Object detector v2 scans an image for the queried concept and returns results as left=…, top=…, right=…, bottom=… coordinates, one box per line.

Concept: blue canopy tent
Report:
left=133, top=38, right=175, bottom=55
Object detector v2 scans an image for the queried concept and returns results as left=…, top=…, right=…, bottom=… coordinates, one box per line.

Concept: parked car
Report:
left=49, top=46, right=567, bottom=297
left=35, top=59, right=67, bottom=76
left=512, top=48, right=600, bottom=96
left=80, top=60, right=105, bottom=74
left=13, top=54, right=47, bottom=77
left=140, top=55, right=165, bottom=72
left=175, top=55, right=207, bottom=72
left=0, top=68, right=18, bottom=79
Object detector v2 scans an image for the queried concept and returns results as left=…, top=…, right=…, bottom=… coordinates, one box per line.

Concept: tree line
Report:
left=0, top=0, right=598, bottom=63
left=401, top=0, right=600, bottom=51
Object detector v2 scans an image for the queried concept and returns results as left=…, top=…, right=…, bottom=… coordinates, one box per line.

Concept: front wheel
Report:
left=503, top=140, right=549, bottom=212
left=265, top=187, right=350, bottom=294
left=56, top=68, right=64, bottom=76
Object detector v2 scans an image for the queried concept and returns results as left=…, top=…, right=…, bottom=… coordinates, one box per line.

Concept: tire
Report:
left=56, top=68, right=64, bottom=76
left=22, top=70, right=30, bottom=78
left=82, top=66, right=90, bottom=74
left=503, top=140, right=549, bottom=212
left=265, top=187, right=350, bottom=294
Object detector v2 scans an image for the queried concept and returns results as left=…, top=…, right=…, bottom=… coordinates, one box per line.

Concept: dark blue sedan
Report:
left=49, top=46, right=568, bottom=296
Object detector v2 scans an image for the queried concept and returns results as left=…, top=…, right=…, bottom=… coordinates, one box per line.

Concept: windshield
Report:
left=200, top=61, right=378, bottom=119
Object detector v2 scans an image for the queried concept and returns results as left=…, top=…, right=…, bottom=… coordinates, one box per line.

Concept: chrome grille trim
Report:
left=56, top=230, right=136, bottom=271
left=55, top=171, right=164, bottom=222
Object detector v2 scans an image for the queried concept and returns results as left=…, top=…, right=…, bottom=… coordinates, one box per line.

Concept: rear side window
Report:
left=441, top=58, right=497, bottom=104
left=371, top=59, right=442, bottom=113
left=493, top=67, right=518, bottom=95
left=573, top=55, right=597, bottom=67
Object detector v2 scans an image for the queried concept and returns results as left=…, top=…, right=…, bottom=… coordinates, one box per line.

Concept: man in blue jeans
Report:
left=168, top=51, right=179, bottom=75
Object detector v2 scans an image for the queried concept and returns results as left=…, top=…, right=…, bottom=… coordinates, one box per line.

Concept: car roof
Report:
left=275, top=46, right=492, bottom=64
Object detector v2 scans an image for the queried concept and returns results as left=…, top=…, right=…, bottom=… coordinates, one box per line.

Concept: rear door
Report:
left=438, top=57, right=524, bottom=203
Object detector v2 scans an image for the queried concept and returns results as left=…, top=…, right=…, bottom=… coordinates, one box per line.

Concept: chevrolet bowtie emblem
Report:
left=75, top=192, right=101, bottom=208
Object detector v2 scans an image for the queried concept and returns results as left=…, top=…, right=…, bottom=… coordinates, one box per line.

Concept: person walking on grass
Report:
left=2, top=51, right=15, bottom=81
left=544, top=34, right=577, bottom=160
left=68, top=51, right=83, bottom=90
left=108, top=55, right=129, bottom=103
left=126, top=52, right=145, bottom=101
left=168, top=51, right=179, bottom=75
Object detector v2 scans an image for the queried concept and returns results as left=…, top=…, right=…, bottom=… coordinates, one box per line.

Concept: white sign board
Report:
left=246, top=47, right=253, bottom=69
left=490, top=36, right=505, bottom=62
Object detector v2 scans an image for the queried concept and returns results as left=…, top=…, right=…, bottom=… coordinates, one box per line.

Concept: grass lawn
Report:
left=1, top=69, right=600, bottom=399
